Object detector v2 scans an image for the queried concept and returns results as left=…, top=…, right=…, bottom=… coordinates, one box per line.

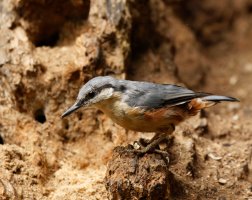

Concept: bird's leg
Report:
left=146, top=132, right=161, bottom=144
left=132, top=133, right=167, bottom=154
left=130, top=125, right=175, bottom=155
left=136, top=132, right=161, bottom=148
left=129, top=134, right=170, bottom=163
left=154, top=149, right=170, bottom=164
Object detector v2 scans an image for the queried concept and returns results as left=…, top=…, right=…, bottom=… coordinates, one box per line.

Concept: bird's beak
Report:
left=61, top=101, right=82, bottom=118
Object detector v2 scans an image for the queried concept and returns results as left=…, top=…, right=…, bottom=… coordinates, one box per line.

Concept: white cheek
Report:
left=95, top=88, right=114, bottom=102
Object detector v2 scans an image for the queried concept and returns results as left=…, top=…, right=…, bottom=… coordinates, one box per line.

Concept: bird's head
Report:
left=61, top=76, right=118, bottom=118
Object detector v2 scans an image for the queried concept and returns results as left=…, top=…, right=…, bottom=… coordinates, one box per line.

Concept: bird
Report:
left=61, top=76, right=238, bottom=154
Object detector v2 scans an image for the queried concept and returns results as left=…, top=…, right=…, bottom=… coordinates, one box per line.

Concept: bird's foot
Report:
left=133, top=137, right=162, bottom=148
left=132, top=139, right=148, bottom=150
left=138, top=138, right=150, bottom=147
left=130, top=133, right=170, bottom=163
left=154, top=149, right=170, bottom=164
left=126, top=147, right=170, bottom=164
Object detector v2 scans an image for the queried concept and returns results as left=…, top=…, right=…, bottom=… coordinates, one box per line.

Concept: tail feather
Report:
left=201, top=95, right=239, bottom=102
left=188, top=95, right=238, bottom=114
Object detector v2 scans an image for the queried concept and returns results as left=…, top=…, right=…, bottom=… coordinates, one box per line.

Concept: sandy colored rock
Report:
left=0, top=0, right=130, bottom=199
left=105, top=146, right=170, bottom=200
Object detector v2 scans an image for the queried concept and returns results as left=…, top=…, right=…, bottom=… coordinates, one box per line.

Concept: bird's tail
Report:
left=201, top=95, right=238, bottom=102
left=188, top=95, right=239, bottom=114
left=199, top=95, right=239, bottom=108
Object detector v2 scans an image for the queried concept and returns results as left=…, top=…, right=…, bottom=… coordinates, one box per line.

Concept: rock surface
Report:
left=105, top=146, right=170, bottom=200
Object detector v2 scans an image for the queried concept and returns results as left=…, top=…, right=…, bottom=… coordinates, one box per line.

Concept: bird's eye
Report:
left=87, top=91, right=96, bottom=99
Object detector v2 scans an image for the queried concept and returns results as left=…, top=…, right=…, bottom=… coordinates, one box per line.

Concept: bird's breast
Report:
left=96, top=98, right=192, bottom=132
left=96, top=99, right=145, bottom=130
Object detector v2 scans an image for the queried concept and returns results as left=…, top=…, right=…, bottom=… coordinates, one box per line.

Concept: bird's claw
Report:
left=125, top=148, right=170, bottom=164
left=126, top=143, right=170, bottom=164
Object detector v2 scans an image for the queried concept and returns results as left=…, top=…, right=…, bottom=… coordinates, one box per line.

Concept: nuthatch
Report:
left=62, top=76, right=238, bottom=154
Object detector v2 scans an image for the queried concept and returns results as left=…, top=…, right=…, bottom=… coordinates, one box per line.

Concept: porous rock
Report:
left=105, top=146, right=170, bottom=200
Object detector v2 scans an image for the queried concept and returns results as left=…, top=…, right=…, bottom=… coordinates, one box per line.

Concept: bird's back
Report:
left=118, top=80, right=209, bottom=109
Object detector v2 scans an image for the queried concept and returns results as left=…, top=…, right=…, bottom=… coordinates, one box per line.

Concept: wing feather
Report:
left=123, top=81, right=211, bottom=109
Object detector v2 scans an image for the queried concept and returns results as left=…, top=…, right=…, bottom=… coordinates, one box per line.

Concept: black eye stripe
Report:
left=87, top=91, right=96, bottom=99
left=82, top=84, right=115, bottom=102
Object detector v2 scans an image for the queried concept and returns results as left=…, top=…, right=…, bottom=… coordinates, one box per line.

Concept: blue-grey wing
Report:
left=123, top=82, right=210, bottom=109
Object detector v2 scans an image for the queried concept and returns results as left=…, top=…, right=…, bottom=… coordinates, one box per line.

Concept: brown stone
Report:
left=105, top=146, right=170, bottom=200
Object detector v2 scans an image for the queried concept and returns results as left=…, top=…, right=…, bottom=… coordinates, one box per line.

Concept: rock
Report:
left=218, top=178, right=227, bottom=185
left=105, top=146, right=170, bottom=200
left=207, top=153, right=222, bottom=161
